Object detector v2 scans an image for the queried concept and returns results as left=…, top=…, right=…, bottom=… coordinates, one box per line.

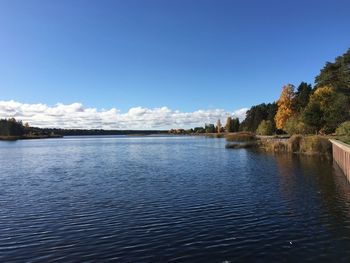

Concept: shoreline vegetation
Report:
left=225, top=132, right=334, bottom=158
left=170, top=48, right=350, bottom=156
left=172, top=131, right=339, bottom=157
left=197, top=131, right=333, bottom=157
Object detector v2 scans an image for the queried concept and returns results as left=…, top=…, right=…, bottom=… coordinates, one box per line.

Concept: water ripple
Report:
left=0, top=136, right=350, bottom=262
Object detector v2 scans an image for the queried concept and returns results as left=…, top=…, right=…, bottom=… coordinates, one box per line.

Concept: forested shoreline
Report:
left=180, top=48, right=350, bottom=141
left=0, top=118, right=61, bottom=140
left=241, top=48, right=350, bottom=141
left=0, top=118, right=167, bottom=140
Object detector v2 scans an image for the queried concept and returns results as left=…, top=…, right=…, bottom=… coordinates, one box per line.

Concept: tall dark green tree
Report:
left=302, top=102, right=322, bottom=133
left=225, top=117, right=233, bottom=132
left=294, top=82, right=313, bottom=112
left=315, top=48, right=350, bottom=95
left=205, top=123, right=216, bottom=133
left=240, top=103, right=277, bottom=132
left=232, top=118, right=240, bottom=132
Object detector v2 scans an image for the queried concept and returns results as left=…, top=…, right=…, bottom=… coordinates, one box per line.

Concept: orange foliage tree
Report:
left=274, top=84, right=295, bottom=130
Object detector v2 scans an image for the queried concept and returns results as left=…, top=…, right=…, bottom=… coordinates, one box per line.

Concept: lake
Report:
left=1, top=135, right=350, bottom=262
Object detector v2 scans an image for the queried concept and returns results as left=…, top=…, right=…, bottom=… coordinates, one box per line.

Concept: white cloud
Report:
left=0, top=100, right=247, bottom=130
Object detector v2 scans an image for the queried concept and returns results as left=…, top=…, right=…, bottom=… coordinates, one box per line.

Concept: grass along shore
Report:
left=223, top=132, right=337, bottom=158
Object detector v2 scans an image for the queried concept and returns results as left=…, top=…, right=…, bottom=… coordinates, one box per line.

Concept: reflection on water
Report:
left=0, top=136, right=350, bottom=262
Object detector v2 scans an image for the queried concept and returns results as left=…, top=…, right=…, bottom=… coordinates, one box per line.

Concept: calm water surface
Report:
left=1, top=136, right=350, bottom=262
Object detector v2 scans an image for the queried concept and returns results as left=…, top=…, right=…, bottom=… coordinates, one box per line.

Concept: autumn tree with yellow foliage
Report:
left=303, top=86, right=348, bottom=133
left=274, top=84, right=296, bottom=130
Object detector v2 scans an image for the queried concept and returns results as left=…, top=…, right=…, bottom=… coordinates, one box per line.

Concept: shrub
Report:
left=284, top=115, right=313, bottom=135
left=206, top=133, right=225, bottom=138
left=299, top=136, right=332, bottom=156
left=256, top=120, right=274, bottom=135
left=225, top=141, right=258, bottom=149
left=288, top=135, right=303, bottom=152
left=339, top=137, right=350, bottom=145
left=259, top=135, right=331, bottom=156
left=259, top=138, right=288, bottom=153
left=225, top=132, right=256, bottom=142
left=273, top=141, right=288, bottom=152
left=336, top=121, right=350, bottom=136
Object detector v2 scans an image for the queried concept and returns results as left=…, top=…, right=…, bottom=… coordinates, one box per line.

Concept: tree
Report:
left=303, top=101, right=323, bottom=133
left=216, top=119, right=222, bottom=133
left=266, top=103, right=278, bottom=123
left=256, top=120, right=274, bottom=135
left=336, top=121, right=350, bottom=136
left=322, top=92, right=348, bottom=133
left=315, top=48, right=350, bottom=95
left=232, top=118, right=240, bottom=132
left=294, top=82, right=313, bottom=112
left=303, top=86, right=349, bottom=133
left=240, top=104, right=267, bottom=131
left=225, top=117, right=240, bottom=132
left=284, top=115, right=312, bottom=135
left=275, top=84, right=295, bottom=130
left=240, top=103, right=277, bottom=132
left=193, top=127, right=205, bottom=133
left=225, top=117, right=233, bottom=132
left=205, top=123, right=215, bottom=133
left=0, top=118, right=25, bottom=136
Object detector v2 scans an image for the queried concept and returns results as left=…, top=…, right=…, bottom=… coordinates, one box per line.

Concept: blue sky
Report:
left=0, top=0, right=350, bottom=128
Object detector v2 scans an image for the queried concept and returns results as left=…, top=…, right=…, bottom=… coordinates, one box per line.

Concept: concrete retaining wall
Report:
left=330, top=139, right=350, bottom=181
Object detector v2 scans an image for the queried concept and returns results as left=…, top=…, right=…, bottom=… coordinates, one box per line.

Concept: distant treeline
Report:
left=169, top=117, right=240, bottom=134
left=39, top=128, right=168, bottom=136
left=0, top=118, right=167, bottom=138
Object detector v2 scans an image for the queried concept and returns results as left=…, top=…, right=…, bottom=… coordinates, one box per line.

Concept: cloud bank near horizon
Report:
left=0, top=100, right=247, bottom=130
